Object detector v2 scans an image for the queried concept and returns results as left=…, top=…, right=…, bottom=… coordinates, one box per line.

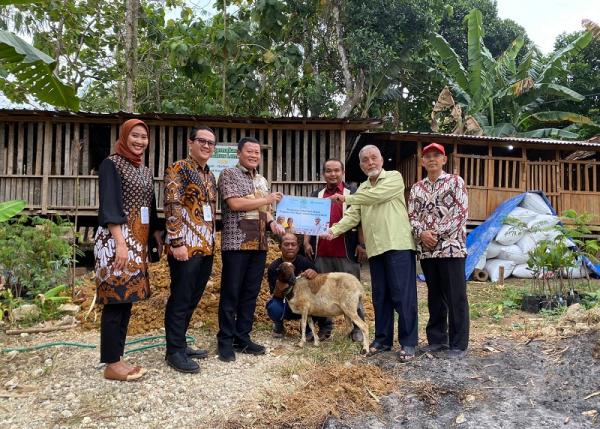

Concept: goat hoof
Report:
left=297, top=341, right=305, bottom=348
left=360, top=348, right=369, bottom=355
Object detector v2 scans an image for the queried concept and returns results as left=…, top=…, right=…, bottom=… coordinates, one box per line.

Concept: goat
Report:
left=274, top=261, right=369, bottom=354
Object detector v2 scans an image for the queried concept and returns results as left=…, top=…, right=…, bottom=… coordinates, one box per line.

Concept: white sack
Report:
left=475, top=254, right=487, bottom=270
left=516, top=234, right=537, bottom=254
left=563, top=264, right=589, bottom=279
left=486, top=241, right=503, bottom=258
left=484, top=259, right=516, bottom=282
left=508, top=207, right=538, bottom=224
left=498, top=244, right=529, bottom=264
left=527, top=214, right=560, bottom=231
left=512, top=264, right=536, bottom=278
left=495, top=224, right=524, bottom=245
left=520, top=193, right=553, bottom=215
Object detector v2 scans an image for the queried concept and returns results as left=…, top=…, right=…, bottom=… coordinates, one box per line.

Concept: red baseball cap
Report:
left=422, top=142, right=445, bottom=156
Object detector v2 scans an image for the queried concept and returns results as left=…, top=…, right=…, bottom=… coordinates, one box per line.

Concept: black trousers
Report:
left=420, top=257, right=469, bottom=350
left=100, top=302, right=133, bottom=364
left=165, top=253, right=214, bottom=355
left=369, top=250, right=418, bottom=348
left=217, top=250, right=266, bottom=351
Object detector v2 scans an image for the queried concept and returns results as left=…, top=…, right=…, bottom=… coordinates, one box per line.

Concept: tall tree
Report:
left=124, top=0, right=140, bottom=111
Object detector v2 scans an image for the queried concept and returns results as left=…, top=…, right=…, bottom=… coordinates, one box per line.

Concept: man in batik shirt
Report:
left=217, top=136, right=285, bottom=362
left=408, top=142, right=469, bottom=359
left=164, top=126, right=217, bottom=373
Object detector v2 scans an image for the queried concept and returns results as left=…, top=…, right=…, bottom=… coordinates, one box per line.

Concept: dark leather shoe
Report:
left=447, top=349, right=467, bottom=359
left=272, top=322, right=285, bottom=338
left=186, top=346, right=208, bottom=359
left=166, top=352, right=200, bottom=373
left=420, top=343, right=448, bottom=353
left=233, top=341, right=266, bottom=355
left=218, top=348, right=236, bottom=362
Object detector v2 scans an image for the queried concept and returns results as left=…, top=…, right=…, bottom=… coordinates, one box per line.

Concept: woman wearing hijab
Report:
left=94, top=119, right=162, bottom=381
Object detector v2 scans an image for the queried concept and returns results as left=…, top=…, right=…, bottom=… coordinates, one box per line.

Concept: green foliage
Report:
left=430, top=7, right=595, bottom=138
left=0, top=30, right=79, bottom=109
left=0, top=216, right=79, bottom=300
left=0, top=199, right=26, bottom=222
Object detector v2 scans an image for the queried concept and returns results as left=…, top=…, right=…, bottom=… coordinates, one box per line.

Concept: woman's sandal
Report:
left=104, top=365, right=146, bottom=381
left=398, top=346, right=416, bottom=362
left=366, top=343, right=392, bottom=357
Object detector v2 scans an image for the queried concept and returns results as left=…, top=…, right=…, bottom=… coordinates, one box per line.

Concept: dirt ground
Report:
left=1, top=255, right=600, bottom=428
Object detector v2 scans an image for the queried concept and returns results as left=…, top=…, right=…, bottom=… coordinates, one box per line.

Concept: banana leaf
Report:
left=0, top=31, right=79, bottom=110
left=517, top=128, right=579, bottom=139
left=429, top=33, right=469, bottom=92
left=518, top=111, right=596, bottom=129
left=0, top=199, right=26, bottom=222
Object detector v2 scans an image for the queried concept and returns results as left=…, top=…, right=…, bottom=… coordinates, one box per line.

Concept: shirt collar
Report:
left=363, top=169, right=387, bottom=188
left=236, top=162, right=257, bottom=177
left=424, top=171, right=449, bottom=184
left=186, top=156, right=210, bottom=173
left=325, top=181, right=345, bottom=193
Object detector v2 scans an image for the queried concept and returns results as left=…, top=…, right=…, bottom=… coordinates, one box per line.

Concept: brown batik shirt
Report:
left=164, top=156, right=217, bottom=258
left=218, top=164, right=271, bottom=251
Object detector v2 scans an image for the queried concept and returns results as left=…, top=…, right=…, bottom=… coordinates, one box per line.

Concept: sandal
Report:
left=104, top=365, right=146, bottom=381
left=366, top=342, right=391, bottom=357
left=398, top=346, right=416, bottom=362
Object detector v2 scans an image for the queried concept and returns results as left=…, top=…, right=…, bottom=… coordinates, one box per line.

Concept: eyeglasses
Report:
left=191, top=137, right=216, bottom=147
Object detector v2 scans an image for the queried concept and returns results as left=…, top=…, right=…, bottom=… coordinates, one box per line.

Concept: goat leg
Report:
left=349, top=312, right=370, bottom=354
left=298, top=311, right=308, bottom=348
left=307, top=317, right=319, bottom=346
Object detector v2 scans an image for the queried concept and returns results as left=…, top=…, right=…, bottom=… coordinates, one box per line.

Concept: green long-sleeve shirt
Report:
left=330, top=169, right=415, bottom=257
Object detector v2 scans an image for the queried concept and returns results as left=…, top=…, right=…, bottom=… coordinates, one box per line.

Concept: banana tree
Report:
left=430, top=8, right=597, bottom=139
left=0, top=0, right=79, bottom=109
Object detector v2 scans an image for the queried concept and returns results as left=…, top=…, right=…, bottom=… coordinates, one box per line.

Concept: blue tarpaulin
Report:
left=465, top=191, right=600, bottom=279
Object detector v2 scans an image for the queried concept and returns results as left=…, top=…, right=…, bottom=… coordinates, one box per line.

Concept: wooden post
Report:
left=267, top=128, right=273, bottom=184
left=41, top=121, right=52, bottom=214
left=416, top=141, right=422, bottom=181
left=0, top=124, right=5, bottom=174
left=340, top=129, right=346, bottom=165
left=302, top=129, right=308, bottom=181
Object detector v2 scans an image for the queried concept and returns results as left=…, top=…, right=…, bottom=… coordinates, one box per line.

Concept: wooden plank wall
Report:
left=0, top=120, right=345, bottom=215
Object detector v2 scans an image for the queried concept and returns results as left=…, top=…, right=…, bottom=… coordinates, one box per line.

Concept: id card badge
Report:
left=140, top=207, right=150, bottom=224
left=203, top=204, right=213, bottom=222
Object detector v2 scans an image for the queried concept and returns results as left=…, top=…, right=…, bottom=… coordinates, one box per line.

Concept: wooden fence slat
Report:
left=276, top=130, right=282, bottom=181
left=35, top=123, right=43, bottom=175
left=0, top=124, right=5, bottom=174
left=55, top=123, right=62, bottom=175
left=303, top=130, right=308, bottom=181
left=72, top=124, right=80, bottom=176
left=16, top=122, right=24, bottom=175
left=148, top=125, right=156, bottom=177
left=176, top=127, right=184, bottom=161
left=285, top=130, right=291, bottom=181
left=158, top=126, right=166, bottom=178
left=7, top=123, right=14, bottom=174
left=82, top=124, right=89, bottom=174
left=64, top=124, right=71, bottom=178
left=319, top=131, right=326, bottom=174
left=267, top=128, right=273, bottom=184
left=167, top=126, right=175, bottom=165
left=311, top=131, right=317, bottom=180
left=294, top=130, right=300, bottom=181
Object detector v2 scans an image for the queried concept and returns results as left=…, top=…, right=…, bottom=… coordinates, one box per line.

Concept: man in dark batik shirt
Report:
left=216, top=136, right=285, bottom=362
left=163, top=126, right=218, bottom=374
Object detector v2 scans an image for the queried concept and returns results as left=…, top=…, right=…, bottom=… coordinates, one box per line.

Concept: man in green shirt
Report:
left=323, top=145, right=418, bottom=361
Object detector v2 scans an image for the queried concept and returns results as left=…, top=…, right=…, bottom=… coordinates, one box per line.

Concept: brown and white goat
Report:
left=274, top=261, right=369, bottom=354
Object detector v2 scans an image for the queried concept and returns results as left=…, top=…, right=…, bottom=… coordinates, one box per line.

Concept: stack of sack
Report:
left=475, top=193, right=589, bottom=282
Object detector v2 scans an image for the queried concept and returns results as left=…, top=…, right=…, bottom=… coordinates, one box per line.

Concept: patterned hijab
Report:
left=114, top=119, right=149, bottom=167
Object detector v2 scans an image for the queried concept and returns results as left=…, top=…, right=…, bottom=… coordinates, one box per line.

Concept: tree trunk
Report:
left=124, top=0, right=139, bottom=112
left=331, top=2, right=364, bottom=118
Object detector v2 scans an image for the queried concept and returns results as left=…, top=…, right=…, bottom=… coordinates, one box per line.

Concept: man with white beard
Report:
left=322, top=145, right=418, bottom=362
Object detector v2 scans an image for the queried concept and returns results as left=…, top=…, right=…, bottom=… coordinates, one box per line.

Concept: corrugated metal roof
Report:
left=0, top=108, right=382, bottom=127
left=365, top=130, right=600, bottom=148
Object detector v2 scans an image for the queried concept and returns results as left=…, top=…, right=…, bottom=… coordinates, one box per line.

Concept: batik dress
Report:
left=94, top=154, right=158, bottom=304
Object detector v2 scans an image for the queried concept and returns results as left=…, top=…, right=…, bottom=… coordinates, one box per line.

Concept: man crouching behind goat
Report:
left=274, top=261, right=369, bottom=354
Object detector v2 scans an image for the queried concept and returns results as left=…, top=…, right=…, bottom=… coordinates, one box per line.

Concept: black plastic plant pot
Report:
left=521, top=291, right=581, bottom=313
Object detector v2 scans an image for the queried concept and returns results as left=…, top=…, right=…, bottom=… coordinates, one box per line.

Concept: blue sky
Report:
left=496, top=0, right=600, bottom=53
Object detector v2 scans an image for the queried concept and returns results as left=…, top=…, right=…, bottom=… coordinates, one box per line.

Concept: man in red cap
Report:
left=408, top=142, right=470, bottom=359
